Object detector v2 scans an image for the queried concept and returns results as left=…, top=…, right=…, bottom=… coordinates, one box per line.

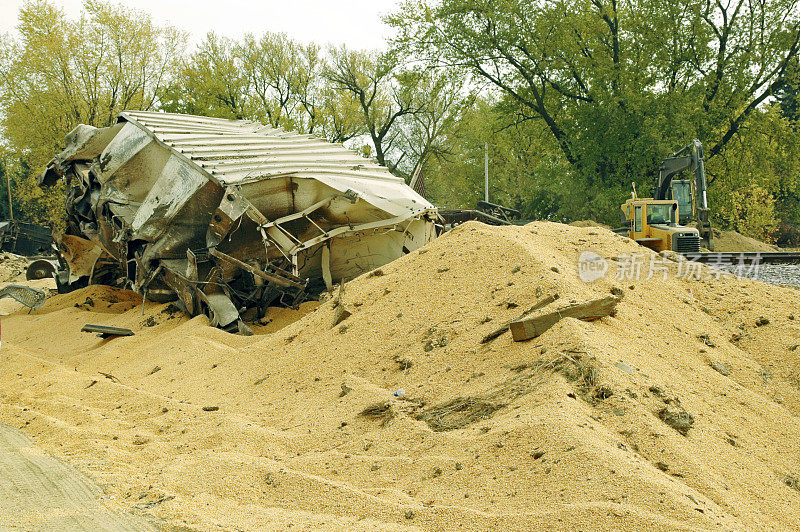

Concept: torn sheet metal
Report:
left=0, top=285, right=47, bottom=309
left=41, top=111, right=440, bottom=333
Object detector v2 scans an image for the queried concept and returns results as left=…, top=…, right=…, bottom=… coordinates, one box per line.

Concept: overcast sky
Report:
left=0, top=0, right=401, bottom=49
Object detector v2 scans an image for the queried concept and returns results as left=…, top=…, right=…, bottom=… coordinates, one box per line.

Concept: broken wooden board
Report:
left=481, top=293, right=559, bottom=343
left=509, top=295, right=619, bottom=341
left=81, top=324, right=135, bottom=339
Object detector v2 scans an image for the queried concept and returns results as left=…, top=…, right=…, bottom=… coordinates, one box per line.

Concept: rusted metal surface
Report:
left=81, top=324, right=135, bottom=338
left=41, top=111, right=440, bottom=333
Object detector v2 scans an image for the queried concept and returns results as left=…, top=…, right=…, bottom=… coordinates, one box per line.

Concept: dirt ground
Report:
left=2, top=221, right=800, bottom=530
left=0, top=421, right=158, bottom=531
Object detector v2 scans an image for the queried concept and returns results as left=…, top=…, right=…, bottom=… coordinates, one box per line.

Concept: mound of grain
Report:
left=0, top=252, right=29, bottom=282
left=712, top=228, right=779, bottom=252
left=1, top=221, right=800, bottom=531
left=569, top=219, right=612, bottom=230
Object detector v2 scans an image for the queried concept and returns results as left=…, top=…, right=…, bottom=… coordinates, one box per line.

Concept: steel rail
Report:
left=681, top=252, right=800, bottom=264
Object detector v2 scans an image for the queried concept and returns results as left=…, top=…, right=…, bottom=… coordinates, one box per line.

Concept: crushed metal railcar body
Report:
left=40, top=111, right=440, bottom=333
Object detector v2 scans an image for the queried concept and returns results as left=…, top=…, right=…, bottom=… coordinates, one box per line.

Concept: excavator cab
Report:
left=669, top=180, right=693, bottom=225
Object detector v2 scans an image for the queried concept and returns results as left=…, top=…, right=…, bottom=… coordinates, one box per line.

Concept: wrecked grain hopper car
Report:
left=40, top=111, right=440, bottom=333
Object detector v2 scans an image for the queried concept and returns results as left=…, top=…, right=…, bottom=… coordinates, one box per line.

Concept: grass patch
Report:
left=415, top=352, right=602, bottom=432
left=415, top=396, right=505, bottom=432
left=359, top=401, right=395, bottom=426
left=657, top=404, right=694, bottom=436
left=550, top=353, right=599, bottom=391
left=784, top=474, right=800, bottom=492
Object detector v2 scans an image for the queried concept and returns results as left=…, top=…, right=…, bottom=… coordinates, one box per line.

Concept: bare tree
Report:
left=325, top=47, right=422, bottom=171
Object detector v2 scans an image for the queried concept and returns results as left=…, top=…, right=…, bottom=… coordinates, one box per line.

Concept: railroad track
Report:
left=682, top=252, right=800, bottom=264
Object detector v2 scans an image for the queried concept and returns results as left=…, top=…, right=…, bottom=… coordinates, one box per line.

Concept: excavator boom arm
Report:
left=651, top=139, right=713, bottom=249
left=653, top=140, right=706, bottom=208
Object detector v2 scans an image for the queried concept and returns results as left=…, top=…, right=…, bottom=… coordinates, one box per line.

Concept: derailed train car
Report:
left=40, top=111, right=440, bottom=333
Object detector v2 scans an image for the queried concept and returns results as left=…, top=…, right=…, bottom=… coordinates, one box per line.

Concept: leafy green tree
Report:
left=775, top=59, right=800, bottom=123
left=422, top=97, right=572, bottom=218
left=239, top=32, right=314, bottom=130
left=0, top=149, right=64, bottom=224
left=707, top=104, right=800, bottom=239
left=0, top=0, right=186, bottom=223
left=0, top=0, right=186, bottom=164
left=162, top=33, right=249, bottom=119
left=315, top=85, right=364, bottom=143
left=166, top=31, right=364, bottom=143
left=388, top=0, right=800, bottom=224
left=0, top=155, right=10, bottom=220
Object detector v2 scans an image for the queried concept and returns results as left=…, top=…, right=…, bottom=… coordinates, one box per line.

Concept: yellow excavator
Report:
left=617, top=140, right=713, bottom=253
left=619, top=185, right=702, bottom=253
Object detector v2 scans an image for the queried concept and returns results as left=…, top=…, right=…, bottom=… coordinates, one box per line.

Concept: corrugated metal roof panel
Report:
left=164, top=137, right=337, bottom=149
left=118, top=110, right=408, bottom=187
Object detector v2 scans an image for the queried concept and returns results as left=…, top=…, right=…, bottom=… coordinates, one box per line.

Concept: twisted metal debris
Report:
left=41, top=111, right=440, bottom=333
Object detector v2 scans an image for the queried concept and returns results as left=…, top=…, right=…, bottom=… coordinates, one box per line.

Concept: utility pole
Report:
left=484, top=141, right=489, bottom=203
left=5, top=171, right=12, bottom=221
